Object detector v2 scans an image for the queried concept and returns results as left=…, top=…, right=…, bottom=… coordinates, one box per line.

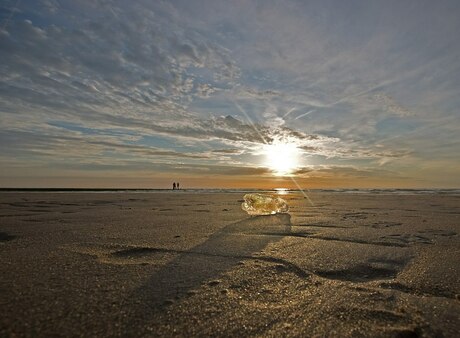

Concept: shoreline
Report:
left=1, top=188, right=459, bottom=195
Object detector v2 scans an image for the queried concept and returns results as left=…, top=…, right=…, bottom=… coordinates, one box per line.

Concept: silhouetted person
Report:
left=177, top=182, right=180, bottom=190
left=173, top=182, right=176, bottom=190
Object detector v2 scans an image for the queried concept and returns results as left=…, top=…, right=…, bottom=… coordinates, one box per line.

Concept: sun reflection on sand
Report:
left=274, top=188, right=289, bottom=195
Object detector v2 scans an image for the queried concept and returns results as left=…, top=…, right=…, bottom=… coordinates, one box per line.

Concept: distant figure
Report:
left=173, top=182, right=176, bottom=190
left=177, top=182, right=180, bottom=190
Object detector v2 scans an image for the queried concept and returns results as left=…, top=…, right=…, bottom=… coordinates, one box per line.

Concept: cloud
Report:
left=0, top=2, right=238, bottom=114
left=293, top=165, right=399, bottom=179
left=372, top=93, right=415, bottom=117
left=0, top=128, right=210, bottom=166
left=196, top=83, right=217, bottom=98
left=211, top=149, right=243, bottom=154
left=198, top=165, right=271, bottom=176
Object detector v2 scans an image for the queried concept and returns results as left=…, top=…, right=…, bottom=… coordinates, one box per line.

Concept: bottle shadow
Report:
left=124, top=213, right=294, bottom=329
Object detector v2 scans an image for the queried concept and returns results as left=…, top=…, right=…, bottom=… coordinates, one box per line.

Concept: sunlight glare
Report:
left=274, top=187, right=289, bottom=195
left=263, top=141, right=300, bottom=176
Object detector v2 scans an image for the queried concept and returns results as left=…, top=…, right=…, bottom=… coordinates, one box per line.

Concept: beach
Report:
left=0, top=191, right=459, bottom=337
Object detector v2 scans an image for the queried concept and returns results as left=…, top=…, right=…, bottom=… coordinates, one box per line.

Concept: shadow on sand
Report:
left=122, top=213, right=300, bottom=329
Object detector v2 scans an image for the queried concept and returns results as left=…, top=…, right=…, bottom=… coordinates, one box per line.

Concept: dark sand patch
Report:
left=419, top=229, right=457, bottom=237
left=311, top=235, right=409, bottom=247
left=370, top=221, right=402, bottom=229
left=0, top=232, right=16, bottom=242
left=261, top=231, right=318, bottom=238
left=342, top=212, right=371, bottom=219
left=296, top=223, right=350, bottom=228
left=0, top=213, right=40, bottom=217
left=333, top=305, right=409, bottom=323
left=381, top=234, right=431, bottom=246
left=315, top=257, right=410, bottom=282
left=439, top=211, right=460, bottom=215
left=379, top=230, right=456, bottom=245
left=111, top=247, right=167, bottom=257
left=379, top=281, right=457, bottom=300
left=293, top=212, right=323, bottom=216
left=3, top=202, right=29, bottom=208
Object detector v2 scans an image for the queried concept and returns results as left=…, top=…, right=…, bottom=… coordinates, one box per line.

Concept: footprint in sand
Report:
left=332, top=306, right=420, bottom=337
left=380, top=229, right=457, bottom=245
left=342, top=212, right=371, bottom=220
left=61, top=243, right=177, bottom=265
left=314, top=257, right=410, bottom=282
left=418, top=229, right=457, bottom=237
left=380, top=234, right=432, bottom=245
left=370, top=221, right=402, bottom=229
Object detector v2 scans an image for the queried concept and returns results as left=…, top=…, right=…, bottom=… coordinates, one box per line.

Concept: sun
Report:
left=263, top=141, right=300, bottom=176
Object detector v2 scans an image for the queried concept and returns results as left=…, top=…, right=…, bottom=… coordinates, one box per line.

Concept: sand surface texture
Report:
left=1, top=192, right=459, bottom=337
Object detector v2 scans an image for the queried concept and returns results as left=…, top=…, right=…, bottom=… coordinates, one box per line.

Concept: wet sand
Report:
left=0, top=192, right=459, bottom=337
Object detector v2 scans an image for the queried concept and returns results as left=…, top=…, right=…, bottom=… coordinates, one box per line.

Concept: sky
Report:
left=1, top=0, right=459, bottom=189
